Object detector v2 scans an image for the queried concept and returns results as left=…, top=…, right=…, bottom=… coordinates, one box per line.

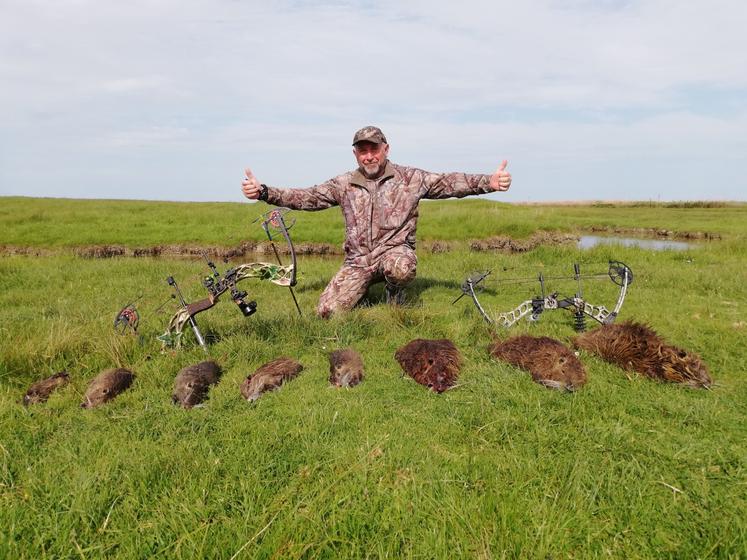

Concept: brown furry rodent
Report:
left=81, top=368, right=135, bottom=408
left=240, top=357, right=303, bottom=402
left=23, top=371, right=70, bottom=406
left=329, top=348, right=364, bottom=388
left=573, top=321, right=712, bottom=388
left=488, top=335, right=587, bottom=392
left=394, top=339, right=462, bottom=393
left=172, top=360, right=222, bottom=408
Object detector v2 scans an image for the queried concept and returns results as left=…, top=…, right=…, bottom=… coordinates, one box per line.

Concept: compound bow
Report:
left=454, top=260, right=633, bottom=332
left=114, top=208, right=301, bottom=350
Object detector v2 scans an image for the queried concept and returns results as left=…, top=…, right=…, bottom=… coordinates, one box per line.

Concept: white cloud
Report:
left=96, top=77, right=170, bottom=94
left=1, top=0, right=745, bottom=201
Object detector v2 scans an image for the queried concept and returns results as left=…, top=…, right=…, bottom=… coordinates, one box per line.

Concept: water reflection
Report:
left=578, top=236, right=694, bottom=251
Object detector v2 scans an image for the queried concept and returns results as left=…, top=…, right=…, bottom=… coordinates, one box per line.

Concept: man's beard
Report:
left=360, top=160, right=386, bottom=179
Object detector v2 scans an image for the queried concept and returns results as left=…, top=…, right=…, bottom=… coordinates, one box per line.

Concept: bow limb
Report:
left=261, top=209, right=301, bottom=315
left=583, top=260, right=633, bottom=325
left=232, top=262, right=296, bottom=286
left=605, top=260, right=633, bottom=322
left=466, top=277, right=494, bottom=325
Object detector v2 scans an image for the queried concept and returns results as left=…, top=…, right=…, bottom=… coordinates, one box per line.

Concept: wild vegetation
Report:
left=1, top=197, right=746, bottom=558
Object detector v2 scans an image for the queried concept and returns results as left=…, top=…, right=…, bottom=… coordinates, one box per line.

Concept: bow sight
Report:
left=455, top=260, right=633, bottom=332
left=200, top=254, right=258, bottom=317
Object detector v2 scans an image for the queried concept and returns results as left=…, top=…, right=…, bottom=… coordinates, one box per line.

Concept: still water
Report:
left=578, top=235, right=694, bottom=251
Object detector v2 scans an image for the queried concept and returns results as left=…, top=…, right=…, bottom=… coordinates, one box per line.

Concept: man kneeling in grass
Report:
left=241, top=126, right=512, bottom=318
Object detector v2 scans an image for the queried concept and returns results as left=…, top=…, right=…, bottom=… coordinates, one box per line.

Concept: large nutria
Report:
left=241, top=357, right=303, bottom=402
left=573, top=321, right=712, bottom=388
left=488, top=335, right=587, bottom=392
left=81, top=368, right=135, bottom=409
left=172, top=360, right=222, bottom=408
left=394, top=339, right=462, bottom=393
left=329, top=348, right=364, bottom=388
left=23, top=371, right=70, bottom=406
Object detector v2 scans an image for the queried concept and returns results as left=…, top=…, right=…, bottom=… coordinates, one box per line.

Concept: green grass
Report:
left=2, top=196, right=746, bottom=248
left=1, top=198, right=746, bottom=558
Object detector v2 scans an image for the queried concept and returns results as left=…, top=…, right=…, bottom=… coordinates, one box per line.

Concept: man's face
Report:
left=353, top=141, right=389, bottom=179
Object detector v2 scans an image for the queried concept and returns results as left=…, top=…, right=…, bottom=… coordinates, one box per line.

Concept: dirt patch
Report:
left=423, top=241, right=452, bottom=254
left=584, top=226, right=721, bottom=240
left=469, top=231, right=579, bottom=253
left=73, top=245, right=126, bottom=258
left=292, top=242, right=340, bottom=255
left=35, top=241, right=342, bottom=259
left=0, top=226, right=722, bottom=259
left=0, top=245, right=56, bottom=257
left=132, top=246, right=162, bottom=257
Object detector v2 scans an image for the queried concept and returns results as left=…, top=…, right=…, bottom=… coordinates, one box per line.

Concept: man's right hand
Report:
left=241, top=168, right=262, bottom=199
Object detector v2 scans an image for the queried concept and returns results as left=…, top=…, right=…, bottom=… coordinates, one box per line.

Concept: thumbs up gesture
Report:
left=489, top=160, right=511, bottom=192
left=241, top=168, right=262, bottom=199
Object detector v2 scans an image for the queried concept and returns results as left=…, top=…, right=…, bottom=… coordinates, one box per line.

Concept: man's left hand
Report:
left=490, top=160, right=511, bottom=192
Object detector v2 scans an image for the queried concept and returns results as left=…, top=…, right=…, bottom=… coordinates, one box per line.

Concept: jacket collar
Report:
left=351, top=161, right=395, bottom=188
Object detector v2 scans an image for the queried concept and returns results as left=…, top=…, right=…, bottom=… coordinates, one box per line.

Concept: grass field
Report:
left=1, top=196, right=744, bottom=248
left=1, top=197, right=746, bottom=558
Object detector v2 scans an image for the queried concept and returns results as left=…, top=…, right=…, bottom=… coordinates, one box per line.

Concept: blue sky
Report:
left=1, top=0, right=745, bottom=202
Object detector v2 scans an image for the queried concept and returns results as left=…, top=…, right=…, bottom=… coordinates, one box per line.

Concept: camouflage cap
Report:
left=352, top=126, right=387, bottom=146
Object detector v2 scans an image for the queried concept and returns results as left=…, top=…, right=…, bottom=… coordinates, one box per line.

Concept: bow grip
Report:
left=186, top=296, right=217, bottom=318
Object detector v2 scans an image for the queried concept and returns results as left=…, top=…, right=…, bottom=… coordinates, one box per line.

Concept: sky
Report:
left=1, top=0, right=746, bottom=203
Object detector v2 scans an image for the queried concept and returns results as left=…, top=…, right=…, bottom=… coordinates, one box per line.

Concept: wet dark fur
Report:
left=329, top=348, right=365, bottom=388
left=81, top=368, right=135, bottom=408
left=573, top=321, right=712, bottom=388
left=488, top=335, right=587, bottom=392
left=23, top=371, right=70, bottom=405
left=394, top=339, right=462, bottom=393
left=172, top=361, right=222, bottom=408
left=241, top=358, right=303, bottom=402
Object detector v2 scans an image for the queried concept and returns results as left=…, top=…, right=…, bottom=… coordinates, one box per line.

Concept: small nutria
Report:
left=23, top=371, right=70, bottom=406
left=573, top=321, right=712, bottom=388
left=394, top=339, right=462, bottom=393
left=240, top=357, right=303, bottom=402
left=172, top=360, right=222, bottom=408
left=81, top=368, right=135, bottom=409
left=329, top=348, right=365, bottom=388
left=488, top=335, right=587, bottom=392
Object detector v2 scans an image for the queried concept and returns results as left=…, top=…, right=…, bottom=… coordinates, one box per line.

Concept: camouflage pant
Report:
left=316, top=246, right=417, bottom=318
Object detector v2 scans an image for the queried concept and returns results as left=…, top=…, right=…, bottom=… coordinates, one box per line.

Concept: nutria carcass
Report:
left=172, top=360, right=222, bottom=408
left=488, top=335, right=587, bottom=392
left=573, top=321, right=712, bottom=388
left=23, top=371, right=70, bottom=406
left=81, top=368, right=135, bottom=408
left=329, top=348, right=364, bottom=388
left=394, top=339, right=462, bottom=393
left=240, top=358, right=303, bottom=402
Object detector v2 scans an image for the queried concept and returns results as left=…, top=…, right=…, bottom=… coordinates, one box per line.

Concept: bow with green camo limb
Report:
left=114, top=208, right=301, bottom=351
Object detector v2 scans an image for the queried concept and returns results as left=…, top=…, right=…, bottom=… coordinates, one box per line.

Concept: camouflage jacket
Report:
left=265, top=161, right=493, bottom=267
